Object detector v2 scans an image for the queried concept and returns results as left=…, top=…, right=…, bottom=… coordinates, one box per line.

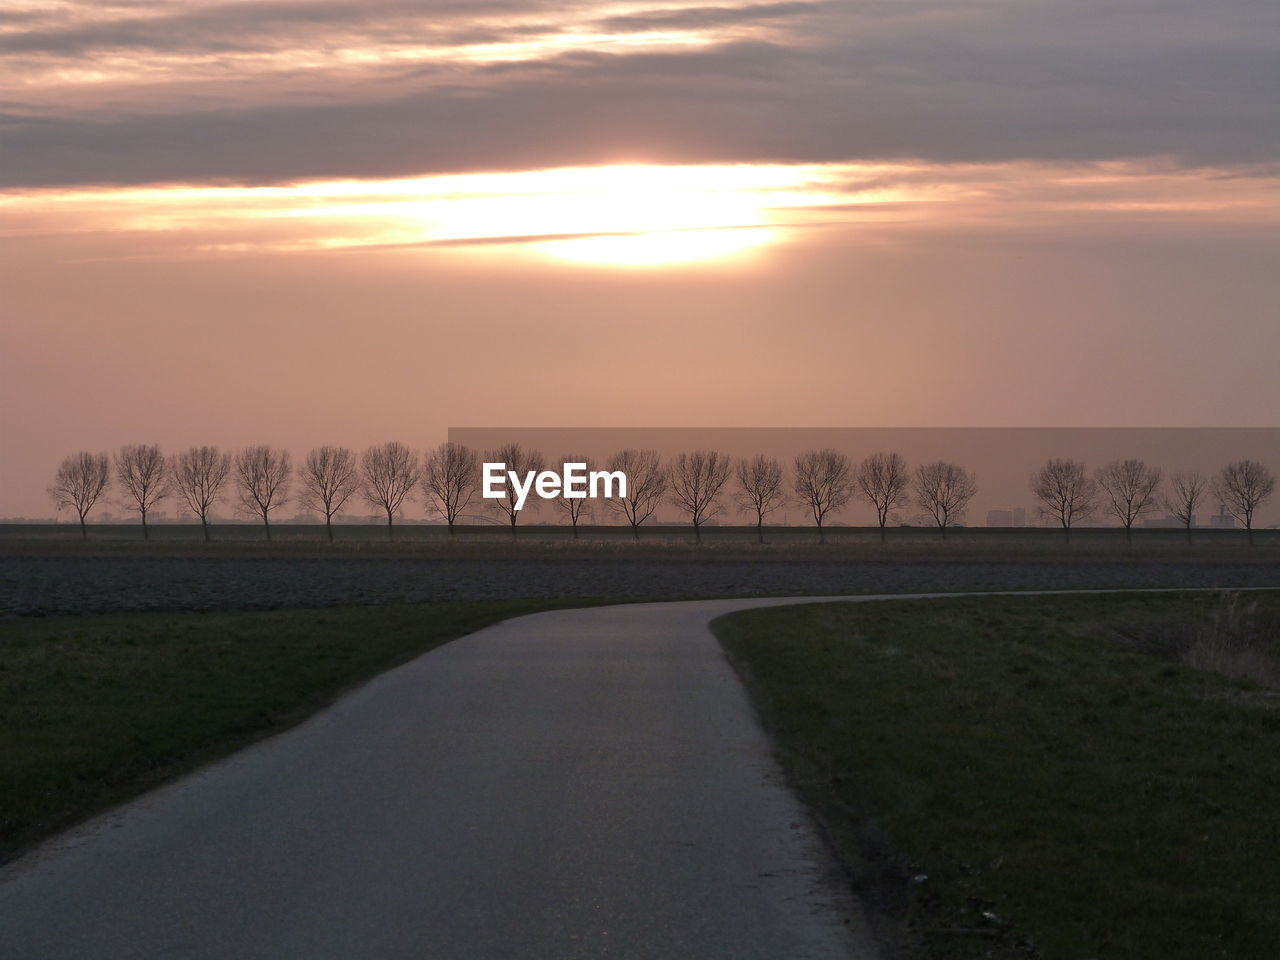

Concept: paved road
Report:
left=0, top=596, right=885, bottom=960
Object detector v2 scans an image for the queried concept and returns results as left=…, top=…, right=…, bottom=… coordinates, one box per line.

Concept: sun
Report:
left=261, top=163, right=787, bottom=264
left=494, top=164, right=779, bottom=266
left=537, top=226, right=775, bottom=266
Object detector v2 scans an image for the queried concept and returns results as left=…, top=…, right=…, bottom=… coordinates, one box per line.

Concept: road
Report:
left=0, top=596, right=883, bottom=960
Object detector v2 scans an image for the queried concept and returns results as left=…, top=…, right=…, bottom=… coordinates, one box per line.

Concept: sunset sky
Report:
left=2, top=0, right=1277, bottom=516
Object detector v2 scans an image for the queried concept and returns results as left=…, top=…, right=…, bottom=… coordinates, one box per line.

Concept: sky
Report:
left=1, top=0, right=1277, bottom=518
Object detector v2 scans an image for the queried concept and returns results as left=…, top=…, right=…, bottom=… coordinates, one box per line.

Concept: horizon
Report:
left=19, top=427, right=1280, bottom=528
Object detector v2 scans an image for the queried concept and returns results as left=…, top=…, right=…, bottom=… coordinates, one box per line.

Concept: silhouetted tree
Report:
left=300, top=445, right=360, bottom=542
left=49, top=451, right=110, bottom=539
left=362, top=442, right=420, bottom=540
left=668, top=450, right=732, bottom=544
left=551, top=454, right=594, bottom=538
left=171, top=446, right=231, bottom=542
left=115, top=443, right=170, bottom=540
left=606, top=448, right=667, bottom=540
left=1031, top=458, right=1096, bottom=543
left=485, top=442, right=545, bottom=538
left=735, top=454, right=785, bottom=544
left=234, top=445, right=291, bottom=540
left=423, top=442, right=480, bottom=536
left=793, top=448, right=853, bottom=543
left=1096, top=458, right=1162, bottom=543
left=1165, top=471, right=1207, bottom=545
left=1213, top=459, right=1276, bottom=545
left=914, top=460, right=976, bottom=538
left=857, top=451, right=910, bottom=544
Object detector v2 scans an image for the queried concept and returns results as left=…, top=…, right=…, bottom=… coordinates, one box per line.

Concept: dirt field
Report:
left=3, top=525, right=1276, bottom=615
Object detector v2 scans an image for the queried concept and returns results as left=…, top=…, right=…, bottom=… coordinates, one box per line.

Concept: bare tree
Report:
left=667, top=450, right=732, bottom=544
left=913, top=460, right=977, bottom=538
left=300, top=445, right=360, bottom=542
left=1031, top=458, right=1096, bottom=543
left=115, top=443, right=170, bottom=540
left=48, top=451, right=110, bottom=539
left=1213, top=459, right=1276, bottom=545
left=423, top=442, right=480, bottom=536
left=735, top=454, right=785, bottom=544
left=485, top=442, right=546, bottom=537
left=606, top=448, right=668, bottom=540
left=551, top=454, right=595, bottom=538
left=234, top=445, right=292, bottom=540
left=857, top=451, right=910, bottom=544
left=171, top=446, right=231, bottom=542
left=1096, top=458, right=1162, bottom=544
left=793, top=448, right=853, bottom=543
left=1165, top=471, right=1207, bottom=545
left=362, top=442, right=420, bottom=540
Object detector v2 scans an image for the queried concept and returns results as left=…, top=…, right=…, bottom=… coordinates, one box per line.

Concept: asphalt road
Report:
left=0, top=597, right=883, bottom=960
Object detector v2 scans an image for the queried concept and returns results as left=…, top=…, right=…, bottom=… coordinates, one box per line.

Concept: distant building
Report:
left=986, top=509, right=1013, bottom=527
left=1209, top=504, right=1237, bottom=529
left=986, top=507, right=1027, bottom=528
left=1143, top=514, right=1184, bottom=528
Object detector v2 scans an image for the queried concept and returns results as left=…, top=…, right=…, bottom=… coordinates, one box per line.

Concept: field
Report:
left=715, top=592, right=1280, bottom=960
left=4, top=525, right=1279, bottom=956
left=3, top=524, right=1277, bottom=617
left=6, top=521, right=1280, bottom=554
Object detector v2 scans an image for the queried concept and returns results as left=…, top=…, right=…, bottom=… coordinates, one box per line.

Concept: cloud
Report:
left=7, top=159, right=1273, bottom=266
left=0, top=0, right=550, bottom=54
left=592, top=2, right=826, bottom=32
left=0, top=0, right=1276, bottom=188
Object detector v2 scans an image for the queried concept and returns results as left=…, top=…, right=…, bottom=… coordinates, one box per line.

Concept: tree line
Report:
left=47, top=443, right=1276, bottom=544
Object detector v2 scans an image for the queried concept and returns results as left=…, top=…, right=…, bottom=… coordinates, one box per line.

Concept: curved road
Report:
left=4, top=590, right=1269, bottom=958
left=3, top=596, right=882, bottom=959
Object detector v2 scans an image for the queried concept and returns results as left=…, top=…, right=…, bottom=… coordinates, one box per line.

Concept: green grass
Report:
left=0, top=599, right=592, bottom=862
left=713, top=592, right=1280, bottom=960
left=3, top=522, right=1277, bottom=562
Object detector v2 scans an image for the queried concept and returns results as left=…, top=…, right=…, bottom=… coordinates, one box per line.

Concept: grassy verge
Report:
left=3, top=525, right=1277, bottom=562
left=713, top=591, right=1280, bottom=960
left=0, top=599, right=593, bottom=863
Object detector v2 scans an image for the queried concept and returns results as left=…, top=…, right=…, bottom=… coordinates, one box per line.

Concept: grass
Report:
left=713, top=591, right=1280, bottom=960
left=0, top=599, right=597, bottom=863
left=2, top=522, right=1277, bottom=563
